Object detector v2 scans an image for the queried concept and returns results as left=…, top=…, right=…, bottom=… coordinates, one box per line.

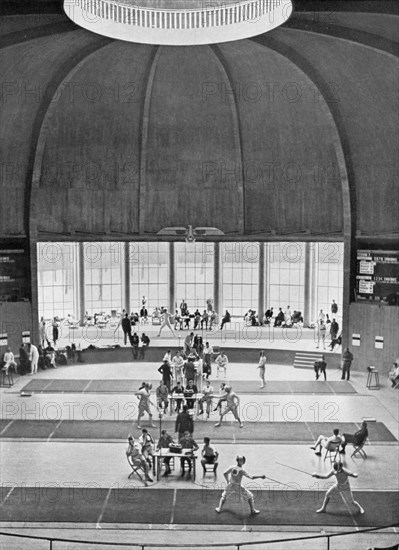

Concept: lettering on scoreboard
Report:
left=0, top=245, right=31, bottom=302
left=356, top=249, right=399, bottom=305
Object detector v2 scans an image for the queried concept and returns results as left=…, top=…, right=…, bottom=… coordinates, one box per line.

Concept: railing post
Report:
left=50, top=539, right=53, bottom=550
left=327, top=534, right=330, bottom=550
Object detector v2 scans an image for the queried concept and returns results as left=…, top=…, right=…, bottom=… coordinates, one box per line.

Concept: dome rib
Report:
left=209, top=44, right=245, bottom=236
left=29, top=37, right=113, bottom=239
left=139, top=45, right=162, bottom=235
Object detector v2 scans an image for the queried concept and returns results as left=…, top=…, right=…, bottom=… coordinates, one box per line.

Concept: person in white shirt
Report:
left=284, top=306, right=292, bottom=326
left=136, top=383, right=156, bottom=429
left=157, top=308, right=176, bottom=337
left=257, top=351, right=267, bottom=388
left=3, top=347, right=17, bottom=372
left=214, top=386, right=243, bottom=428
left=215, top=351, right=228, bottom=378
left=172, top=350, right=185, bottom=383
left=198, top=380, right=214, bottom=417
left=162, top=350, right=172, bottom=365
left=29, top=343, right=39, bottom=374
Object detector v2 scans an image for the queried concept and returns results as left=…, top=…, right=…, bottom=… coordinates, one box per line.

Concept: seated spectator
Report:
left=388, top=361, right=399, bottom=388
left=126, top=435, right=153, bottom=485
left=292, top=311, right=303, bottom=325
left=193, top=310, right=201, bottom=330
left=264, top=307, right=273, bottom=324
left=156, top=379, right=169, bottom=413
left=310, top=428, right=342, bottom=456
left=174, top=310, right=183, bottom=330
left=179, top=431, right=199, bottom=476
left=274, top=308, right=284, bottom=327
left=220, top=310, right=231, bottom=330
left=156, top=429, right=174, bottom=476
left=184, top=379, right=198, bottom=409
left=329, top=333, right=342, bottom=351
left=209, top=311, right=218, bottom=330
left=201, top=437, right=219, bottom=474
left=201, top=310, right=209, bottom=330
left=340, top=421, right=368, bottom=454
left=2, top=346, right=17, bottom=373
left=184, top=312, right=191, bottom=329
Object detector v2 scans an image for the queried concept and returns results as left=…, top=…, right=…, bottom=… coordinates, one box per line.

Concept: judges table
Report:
left=154, top=449, right=197, bottom=481
left=169, top=393, right=216, bottom=417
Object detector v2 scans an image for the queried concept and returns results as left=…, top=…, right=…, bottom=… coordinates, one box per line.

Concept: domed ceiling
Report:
left=0, top=3, right=398, bottom=241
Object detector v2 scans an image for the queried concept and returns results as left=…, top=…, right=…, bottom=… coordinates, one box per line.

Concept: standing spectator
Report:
left=318, top=309, right=326, bottom=323
left=39, top=317, right=46, bottom=347
left=29, top=343, right=39, bottom=375
left=19, top=343, right=30, bottom=375
left=184, top=332, right=194, bottom=355
left=330, top=318, right=339, bottom=341
left=174, top=310, right=183, bottom=330
left=331, top=300, right=338, bottom=317
left=184, top=358, right=196, bottom=385
left=175, top=404, right=194, bottom=439
left=220, top=310, right=231, bottom=330
left=316, top=320, right=327, bottom=349
left=284, top=306, right=292, bottom=326
left=158, top=359, right=173, bottom=392
left=180, top=299, right=188, bottom=317
left=156, top=380, right=169, bottom=413
left=121, top=313, right=132, bottom=345
left=52, top=318, right=59, bottom=346
left=342, top=347, right=353, bottom=381
left=139, top=333, right=150, bottom=359
left=314, top=355, right=327, bottom=381
left=172, top=350, right=184, bottom=383
left=171, top=380, right=184, bottom=412
left=163, top=349, right=172, bottom=365
left=130, top=332, right=139, bottom=360
left=206, top=298, right=213, bottom=313
left=257, top=351, right=267, bottom=388
left=203, top=342, right=213, bottom=379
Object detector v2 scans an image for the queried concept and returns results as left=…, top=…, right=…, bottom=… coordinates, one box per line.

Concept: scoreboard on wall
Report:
left=0, top=244, right=31, bottom=301
left=356, top=249, right=399, bottom=305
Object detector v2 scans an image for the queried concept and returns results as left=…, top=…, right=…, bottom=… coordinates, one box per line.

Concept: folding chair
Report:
left=351, top=437, right=368, bottom=459
left=324, top=441, right=340, bottom=463
left=127, top=455, right=145, bottom=481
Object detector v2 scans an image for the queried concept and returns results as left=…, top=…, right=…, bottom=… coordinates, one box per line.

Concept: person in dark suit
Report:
left=342, top=347, right=353, bottom=380
left=121, top=313, right=132, bottom=345
left=340, top=421, right=368, bottom=454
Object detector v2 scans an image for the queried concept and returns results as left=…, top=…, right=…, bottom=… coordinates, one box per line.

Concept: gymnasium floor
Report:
left=0, top=346, right=398, bottom=549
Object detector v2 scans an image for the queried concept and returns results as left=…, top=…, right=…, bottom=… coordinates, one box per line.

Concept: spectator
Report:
left=194, top=310, right=201, bottom=330
left=257, top=351, right=267, bottom=388
left=2, top=346, right=17, bottom=373
left=174, top=310, right=183, bottom=330
left=39, top=317, right=46, bottom=347
left=220, top=310, right=231, bottom=330
left=19, top=343, right=30, bottom=375
left=340, top=421, right=368, bottom=454
left=198, top=379, right=214, bottom=417
left=314, top=355, right=327, bottom=381
left=130, top=332, right=139, bottom=360
left=158, top=360, right=173, bottom=392
left=310, top=428, right=342, bottom=456
left=180, top=299, right=188, bottom=317
left=121, top=313, right=132, bottom=345
left=388, top=361, right=399, bottom=388
left=175, top=405, right=194, bottom=439
left=156, top=379, right=169, bottom=413
left=28, top=343, right=39, bottom=375
left=274, top=308, right=284, bottom=327
left=201, top=310, right=209, bottom=330
left=341, top=347, right=353, bottom=381
left=184, top=357, right=196, bottom=384
left=264, top=307, right=273, bottom=324
left=331, top=300, right=338, bottom=316
left=201, top=437, right=218, bottom=474
left=139, top=333, right=150, bottom=359
left=172, top=350, right=184, bottom=383
left=215, top=350, right=228, bottom=378
left=203, top=342, right=213, bottom=379
left=330, top=319, right=339, bottom=341
left=316, top=320, right=327, bottom=349
left=52, top=318, right=59, bottom=346
left=184, top=332, right=194, bottom=355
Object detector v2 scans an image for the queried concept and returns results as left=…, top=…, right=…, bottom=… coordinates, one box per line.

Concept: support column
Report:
left=214, top=242, right=220, bottom=314
left=124, top=242, right=130, bottom=312
left=310, top=243, right=318, bottom=324
left=169, top=242, right=175, bottom=313
left=303, top=242, right=311, bottom=326
left=78, top=242, right=85, bottom=323
left=257, top=243, right=265, bottom=320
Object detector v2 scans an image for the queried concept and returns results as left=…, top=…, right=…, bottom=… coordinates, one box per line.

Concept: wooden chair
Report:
left=351, top=437, right=368, bottom=459
left=324, top=441, right=340, bottom=463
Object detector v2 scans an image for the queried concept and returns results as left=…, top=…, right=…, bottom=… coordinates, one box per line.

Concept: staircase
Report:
left=294, top=351, right=325, bottom=369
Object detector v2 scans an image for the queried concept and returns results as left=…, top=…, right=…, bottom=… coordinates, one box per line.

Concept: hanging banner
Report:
left=22, top=331, right=31, bottom=344
left=352, top=333, right=360, bottom=347
left=0, top=333, right=8, bottom=346
left=375, top=336, right=384, bottom=349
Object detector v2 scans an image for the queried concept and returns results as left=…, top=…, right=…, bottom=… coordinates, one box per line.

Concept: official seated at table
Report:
left=156, top=380, right=169, bottom=413
left=156, top=429, right=174, bottom=476
left=184, top=379, right=198, bottom=410
left=171, top=381, right=185, bottom=412
left=198, top=379, right=214, bottom=417
left=179, top=431, right=199, bottom=476
left=201, top=437, right=219, bottom=474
